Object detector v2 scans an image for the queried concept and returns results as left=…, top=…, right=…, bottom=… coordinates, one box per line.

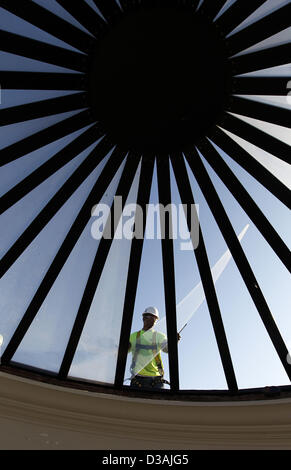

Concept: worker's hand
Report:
left=177, top=333, right=181, bottom=342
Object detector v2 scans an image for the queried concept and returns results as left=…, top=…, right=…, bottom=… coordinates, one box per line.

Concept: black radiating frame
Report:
left=114, top=155, right=155, bottom=388
left=157, top=155, right=180, bottom=391
left=0, top=0, right=290, bottom=396
left=185, top=147, right=291, bottom=381
left=171, top=152, right=238, bottom=392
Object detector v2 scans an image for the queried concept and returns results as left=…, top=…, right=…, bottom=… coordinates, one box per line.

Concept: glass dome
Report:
left=0, top=0, right=290, bottom=400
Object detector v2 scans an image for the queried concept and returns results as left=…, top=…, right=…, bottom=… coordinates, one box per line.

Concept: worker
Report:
left=128, top=306, right=180, bottom=389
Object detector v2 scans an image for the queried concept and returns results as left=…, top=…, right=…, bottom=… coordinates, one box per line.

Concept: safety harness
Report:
left=130, top=330, right=170, bottom=385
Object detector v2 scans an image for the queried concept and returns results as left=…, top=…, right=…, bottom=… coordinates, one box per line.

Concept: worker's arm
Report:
left=161, top=333, right=181, bottom=353
left=161, top=338, right=168, bottom=354
left=162, top=343, right=168, bottom=353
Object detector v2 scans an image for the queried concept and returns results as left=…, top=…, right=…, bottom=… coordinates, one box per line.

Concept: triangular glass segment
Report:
left=227, top=112, right=291, bottom=146
left=84, top=0, right=107, bottom=22
left=2, top=90, right=81, bottom=109
left=236, top=63, right=291, bottom=77
left=0, top=6, right=83, bottom=53
left=213, top=0, right=237, bottom=21
left=32, top=0, right=95, bottom=36
left=69, top=159, right=142, bottom=384
left=196, top=0, right=204, bottom=11
left=0, top=50, right=82, bottom=73
left=11, top=156, right=126, bottom=373
left=232, top=26, right=291, bottom=57
left=210, top=139, right=290, bottom=252
left=0, top=152, right=112, bottom=353
left=0, top=140, right=101, bottom=258
left=0, top=125, right=94, bottom=197
left=0, top=110, right=83, bottom=149
left=234, top=95, right=291, bottom=111
left=217, top=128, right=291, bottom=189
left=177, top=156, right=234, bottom=390
left=228, top=0, right=290, bottom=36
left=199, top=151, right=290, bottom=388
left=169, top=161, right=201, bottom=328
left=124, top=163, right=170, bottom=387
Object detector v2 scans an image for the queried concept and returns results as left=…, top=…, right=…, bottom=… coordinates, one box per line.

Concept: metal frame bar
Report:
left=171, top=152, right=238, bottom=392
left=157, top=155, right=180, bottom=391
left=0, top=124, right=103, bottom=215
left=209, top=127, right=291, bottom=210
left=0, top=110, right=96, bottom=167
left=215, top=0, right=266, bottom=37
left=56, top=0, right=107, bottom=38
left=229, top=96, right=291, bottom=130
left=219, top=113, right=290, bottom=165
left=0, top=0, right=96, bottom=54
left=196, top=138, right=291, bottom=273
left=58, top=151, right=140, bottom=379
left=198, top=0, right=227, bottom=22
left=0, top=137, right=113, bottom=278
left=185, top=147, right=291, bottom=381
left=3, top=363, right=291, bottom=401
left=227, top=4, right=291, bottom=57
left=0, top=72, right=87, bottom=91
left=92, top=0, right=122, bottom=24
left=232, top=77, right=289, bottom=96
left=0, top=93, right=89, bottom=127
left=231, top=43, right=291, bottom=75
left=0, top=29, right=88, bottom=72
left=1, top=147, right=125, bottom=365
left=114, top=155, right=155, bottom=388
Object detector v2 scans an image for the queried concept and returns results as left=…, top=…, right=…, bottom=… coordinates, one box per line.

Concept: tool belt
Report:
left=130, top=375, right=166, bottom=388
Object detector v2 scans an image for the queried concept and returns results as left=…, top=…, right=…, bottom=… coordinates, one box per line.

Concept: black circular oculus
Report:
left=89, top=4, right=231, bottom=153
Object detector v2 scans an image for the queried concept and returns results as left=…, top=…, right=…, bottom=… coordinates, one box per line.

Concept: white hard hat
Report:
left=143, top=306, right=159, bottom=319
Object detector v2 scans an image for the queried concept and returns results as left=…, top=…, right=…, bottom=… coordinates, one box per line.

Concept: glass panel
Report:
left=2, top=90, right=81, bottom=109
left=69, top=158, right=141, bottom=384
left=0, top=152, right=112, bottom=352
left=199, top=152, right=290, bottom=388
left=211, top=136, right=291, bottom=242
left=32, top=0, right=95, bottom=36
left=234, top=95, right=291, bottom=111
left=217, top=128, right=291, bottom=189
left=124, top=163, right=170, bottom=387
left=210, top=139, right=290, bottom=253
left=228, top=112, right=291, bottom=146
left=0, top=125, right=94, bottom=197
left=228, top=0, right=290, bottom=36
left=236, top=63, right=291, bottom=77
left=232, top=27, right=291, bottom=56
left=12, top=156, right=126, bottom=372
left=84, top=0, right=106, bottom=21
left=196, top=0, right=204, bottom=11
left=213, top=0, right=237, bottom=21
left=0, top=139, right=102, bottom=257
left=0, top=50, right=80, bottom=73
left=178, top=157, right=238, bottom=390
left=0, top=6, right=83, bottom=53
left=0, top=110, right=83, bottom=149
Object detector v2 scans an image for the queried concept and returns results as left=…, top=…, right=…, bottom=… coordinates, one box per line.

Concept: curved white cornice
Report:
left=0, top=372, right=291, bottom=449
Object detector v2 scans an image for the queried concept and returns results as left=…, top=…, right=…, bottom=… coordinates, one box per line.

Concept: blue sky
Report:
left=0, top=0, right=290, bottom=391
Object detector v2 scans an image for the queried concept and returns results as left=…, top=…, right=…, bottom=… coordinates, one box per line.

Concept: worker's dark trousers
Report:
left=130, top=376, right=164, bottom=389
